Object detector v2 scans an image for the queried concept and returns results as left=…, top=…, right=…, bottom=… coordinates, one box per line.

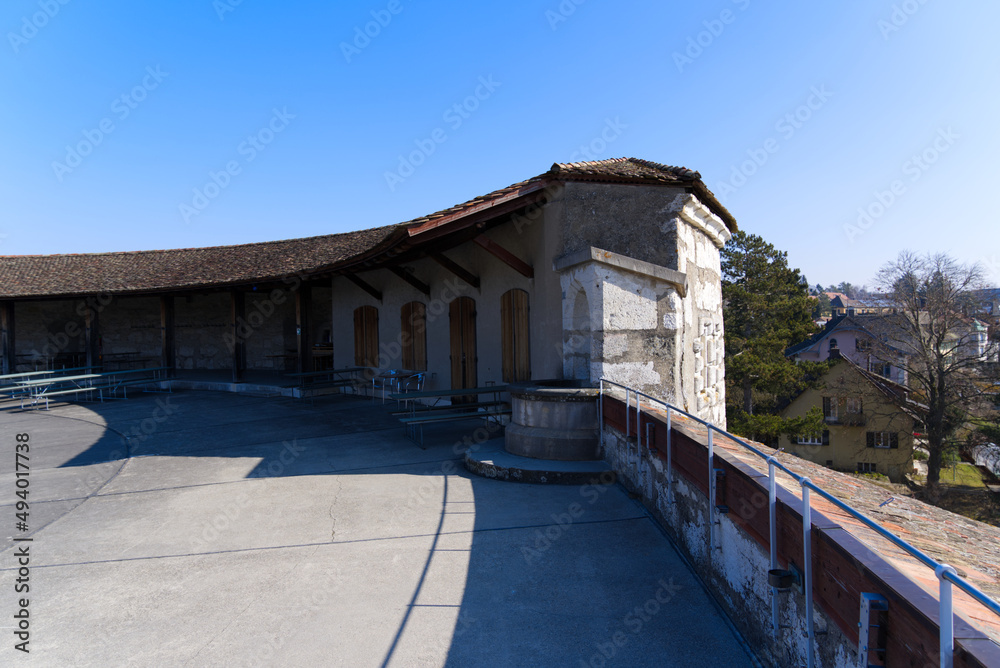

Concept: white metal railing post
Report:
left=708, top=427, right=715, bottom=552
left=598, top=380, right=603, bottom=451
left=635, top=396, right=641, bottom=479
left=768, top=457, right=779, bottom=637
left=802, top=480, right=815, bottom=668
left=937, top=564, right=957, bottom=668
left=666, top=407, right=673, bottom=504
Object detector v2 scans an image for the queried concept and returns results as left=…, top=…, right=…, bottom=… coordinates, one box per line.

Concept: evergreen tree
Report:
left=722, top=231, right=825, bottom=442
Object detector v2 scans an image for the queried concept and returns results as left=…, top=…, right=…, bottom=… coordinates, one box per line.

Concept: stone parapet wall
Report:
left=600, top=394, right=1000, bottom=668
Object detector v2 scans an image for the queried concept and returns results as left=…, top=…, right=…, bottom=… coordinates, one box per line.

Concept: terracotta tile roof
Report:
left=0, top=158, right=735, bottom=299
left=0, top=226, right=398, bottom=298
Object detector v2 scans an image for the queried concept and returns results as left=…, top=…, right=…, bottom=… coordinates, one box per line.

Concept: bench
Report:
left=390, top=400, right=506, bottom=417
left=398, top=405, right=511, bottom=447
left=25, top=386, right=99, bottom=410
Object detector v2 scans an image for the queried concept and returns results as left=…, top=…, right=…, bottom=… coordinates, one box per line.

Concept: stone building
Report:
left=0, top=158, right=734, bottom=424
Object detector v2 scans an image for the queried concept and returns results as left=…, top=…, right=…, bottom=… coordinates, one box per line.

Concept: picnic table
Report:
left=17, top=373, right=102, bottom=409
left=388, top=385, right=511, bottom=447
left=286, top=366, right=369, bottom=396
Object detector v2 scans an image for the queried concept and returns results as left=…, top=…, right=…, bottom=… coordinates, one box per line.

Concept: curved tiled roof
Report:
left=0, top=158, right=736, bottom=299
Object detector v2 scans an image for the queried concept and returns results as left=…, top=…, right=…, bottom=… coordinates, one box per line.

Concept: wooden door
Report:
left=501, top=289, right=530, bottom=383
left=449, top=297, right=477, bottom=402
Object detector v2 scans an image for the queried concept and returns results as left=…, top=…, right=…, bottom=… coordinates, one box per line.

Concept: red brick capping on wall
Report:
left=601, top=395, right=1000, bottom=668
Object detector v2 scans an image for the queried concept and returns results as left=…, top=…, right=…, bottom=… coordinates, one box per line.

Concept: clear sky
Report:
left=2, top=0, right=998, bottom=288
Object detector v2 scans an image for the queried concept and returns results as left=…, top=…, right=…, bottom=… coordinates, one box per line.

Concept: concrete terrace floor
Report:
left=0, top=390, right=758, bottom=667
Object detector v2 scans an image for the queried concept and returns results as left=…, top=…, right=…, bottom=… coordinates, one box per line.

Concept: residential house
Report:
left=778, top=346, right=918, bottom=482
left=786, top=314, right=908, bottom=385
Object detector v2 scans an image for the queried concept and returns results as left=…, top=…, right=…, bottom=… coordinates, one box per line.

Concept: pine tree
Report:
left=722, top=231, right=824, bottom=442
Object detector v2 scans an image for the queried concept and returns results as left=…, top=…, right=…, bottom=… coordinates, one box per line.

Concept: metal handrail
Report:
left=599, top=377, right=1000, bottom=668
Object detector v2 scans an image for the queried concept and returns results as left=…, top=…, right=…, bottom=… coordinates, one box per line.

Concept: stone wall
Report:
left=546, top=183, right=729, bottom=426
left=100, top=296, right=162, bottom=362
left=601, top=395, right=999, bottom=668
left=175, top=293, right=230, bottom=370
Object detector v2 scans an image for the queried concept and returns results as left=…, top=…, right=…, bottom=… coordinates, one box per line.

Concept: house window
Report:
left=857, top=462, right=878, bottom=473
left=868, top=359, right=891, bottom=377
left=500, top=289, right=531, bottom=383
left=845, top=397, right=863, bottom=414
left=796, top=430, right=830, bottom=446
left=866, top=431, right=898, bottom=449
left=856, top=338, right=873, bottom=352
left=353, top=305, right=379, bottom=368
left=822, top=397, right=838, bottom=422
left=400, top=302, right=427, bottom=371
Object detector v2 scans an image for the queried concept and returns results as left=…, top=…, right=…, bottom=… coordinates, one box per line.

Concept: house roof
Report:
left=0, top=158, right=735, bottom=300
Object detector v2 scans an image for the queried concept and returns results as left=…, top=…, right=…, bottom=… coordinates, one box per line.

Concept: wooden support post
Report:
left=84, top=302, right=100, bottom=371
left=345, top=274, right=383, bottom=302
left=231, top=290, right=247, bottom=383
left=297, top=282, right=312, bottom=374
left=387, top=266, right=431, bottom=296
left=473, top=235, right=534, bottom=278
left=430, top=252, right=480, bottom=289
left=1, top=301, right=14, bottom=375
left=160, top=296, right=175, bottom=376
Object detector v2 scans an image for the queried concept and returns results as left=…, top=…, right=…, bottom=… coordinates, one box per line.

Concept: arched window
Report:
left=400, top=302, right=427, bottom=371
left=353, top=305, right=379, bottom=367
left=501, top=289, right=530, bottom=382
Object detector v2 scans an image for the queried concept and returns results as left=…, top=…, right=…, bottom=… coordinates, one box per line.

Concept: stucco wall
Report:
left=330, top=207, right=562, bottom=393
left=779, top=364, right=915, bottom=482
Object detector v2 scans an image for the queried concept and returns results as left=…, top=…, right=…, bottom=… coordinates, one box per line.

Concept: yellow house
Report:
left=779, top=351, right=917, bottom=482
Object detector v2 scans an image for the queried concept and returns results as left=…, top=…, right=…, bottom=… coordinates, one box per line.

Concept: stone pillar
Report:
left=231, top=291, right=247, bottom=383
left=1, top=301, right=14, bottom=375
left=296, top=282, right=312, bottom=374
left=160, top=296, right=175, bottom=376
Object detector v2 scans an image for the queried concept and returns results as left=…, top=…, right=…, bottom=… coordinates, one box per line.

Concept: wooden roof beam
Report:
left=473, top=235, right=534, bottom=279
left=344, top=274, right=382, bottom=302
left=387, top=266, right=430, bottom=296
left=429, top=252, right=480, bottom=290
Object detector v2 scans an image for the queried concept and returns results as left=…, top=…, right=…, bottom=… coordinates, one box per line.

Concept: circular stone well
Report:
left=504, top=379, right=601, bottom=461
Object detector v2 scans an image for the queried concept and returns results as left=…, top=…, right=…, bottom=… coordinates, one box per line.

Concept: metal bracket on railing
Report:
left=714, top=468, right=728, bottom=515
left=858, top=593, right=888, bottom=668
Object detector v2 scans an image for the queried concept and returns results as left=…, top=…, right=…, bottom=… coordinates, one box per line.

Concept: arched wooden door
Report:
left=449, top=297, right=477, bottom=403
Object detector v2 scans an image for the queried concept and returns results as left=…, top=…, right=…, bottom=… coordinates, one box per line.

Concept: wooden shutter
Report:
left=401, top=302, right=426, bottom=371
left=866, top=432, right=875, bottom=449
left=354, top=307, right=365, bottom=367
left=513, top=289, right=530, bottom=382
left=365, top=306, right=378, bottom=367
left=501, top=291, right=514, bottom=383
left=822, top=430, right=830, bottom=446
left=501, top=289, right=530, bottom=383
left=354, top=306, right=378, bottom=367
left=889, top=432, right=899, bottom=449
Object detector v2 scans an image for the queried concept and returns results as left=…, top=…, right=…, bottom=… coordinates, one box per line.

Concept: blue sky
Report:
left=2, top=0, right=998, bottom=288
